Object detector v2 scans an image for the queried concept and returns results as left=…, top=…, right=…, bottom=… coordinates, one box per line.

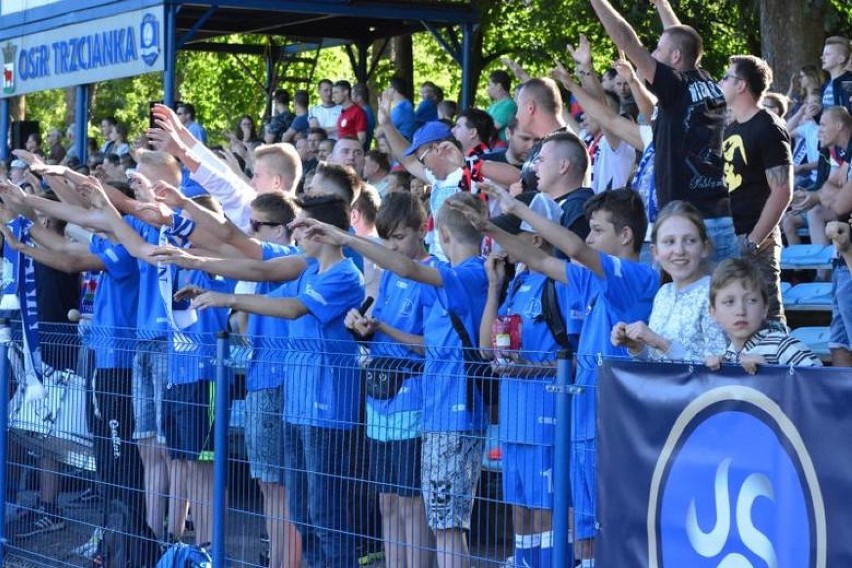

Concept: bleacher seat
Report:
left=780, top=281, right=793, bottom=295
left=781, top=244, right=834, bottom=270
left=782, top=282, right=833, bottom=311
left=790, top=326, right=831, bottom=360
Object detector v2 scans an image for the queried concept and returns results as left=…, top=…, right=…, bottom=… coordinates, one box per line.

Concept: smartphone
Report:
left=148, top=101, right=158, bottom=129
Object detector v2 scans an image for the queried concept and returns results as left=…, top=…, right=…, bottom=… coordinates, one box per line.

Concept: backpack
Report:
left=93, top=500, right=161, bottom=568
left=155, top=542, right=213, bottom=568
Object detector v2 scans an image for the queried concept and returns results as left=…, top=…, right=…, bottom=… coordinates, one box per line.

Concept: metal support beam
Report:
left=355, top=41, right=369, bottom=83
left=366, top=37, right=391, bottom=80
left=177, top=6, right=216, bottom=49
left=422, top=21, right=461, bottom=65
left=74, top=85, right=89, bottom=165
left=460, top=23, right=474, bottom=110
left=163, top=3, right=178, bottom=106
left=0, top=98, right=9, bottom=161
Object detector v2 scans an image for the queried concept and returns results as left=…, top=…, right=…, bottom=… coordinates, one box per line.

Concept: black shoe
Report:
left=10, top=509, right=66, bottom=539
left=66, top=487, right=103, bottom=507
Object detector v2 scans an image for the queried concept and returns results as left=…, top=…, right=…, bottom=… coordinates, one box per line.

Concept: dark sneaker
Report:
left=66, top=487, right=103, bottom=507
left=11, top=509, right=66, bottom=539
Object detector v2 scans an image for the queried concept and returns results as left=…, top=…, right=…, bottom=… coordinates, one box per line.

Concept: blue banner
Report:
left=597, top=360, right=846, bottom=567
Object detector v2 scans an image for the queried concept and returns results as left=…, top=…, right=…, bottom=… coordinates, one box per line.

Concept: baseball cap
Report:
left=491, top=191, right=564, bottom=234
left=403, top=121, right=452, bottom=157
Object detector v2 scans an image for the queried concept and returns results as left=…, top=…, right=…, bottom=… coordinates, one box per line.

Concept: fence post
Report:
left=212, top=330, right=230, bottom=564
left=552, top=350, right=573, bottom=567
left=0, top=319, right=10, bottom=564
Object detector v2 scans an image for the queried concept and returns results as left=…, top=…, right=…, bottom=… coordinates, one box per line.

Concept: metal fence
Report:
left=0, top=320, right=577, bottom=567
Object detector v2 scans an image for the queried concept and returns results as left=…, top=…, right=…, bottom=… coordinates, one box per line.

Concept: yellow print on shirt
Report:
left=722, top=134, right=747, bottom=192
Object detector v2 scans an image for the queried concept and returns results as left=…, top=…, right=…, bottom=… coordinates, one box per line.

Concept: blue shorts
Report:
left=502, top=443, right=554, bottom=510
left=162, top=381, right=214, bottom=461
left=830, top=265, right=851, bottom=351
left=244, top=387, right=285, bottom=484
left=571, top=439, right=597, bottom=540
left=368, top=436, right=422, bottom=497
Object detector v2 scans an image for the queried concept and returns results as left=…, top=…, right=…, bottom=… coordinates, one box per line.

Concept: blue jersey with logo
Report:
left=567, top=253, right=658, bottom=441
left=169, top=270, right=236, bottom=385
left=89, top=236, right=138, bottom=369
left=282, top=258, right=364, bottom=429
left=422, top=256, right=489, bottom=433
left=497, top=270, right=561, bottom=445
left=127, top=216, right=170, bottom=336
left=245, top=242, right=301, bottom=391
left=366, top=257, right=437, bottom=436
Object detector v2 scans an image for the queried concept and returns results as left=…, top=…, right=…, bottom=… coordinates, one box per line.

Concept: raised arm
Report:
left=377, top=93, right=429, bottom=182
left=295, top=218, right=444, bottom=286
left=483, top=183, right=603, bottom=276
left=651, top=0, right=682, bottom=29
left=177, top=286, right=309, bottom=320
left=552, top=65, right=644, bottom=151
left=614, top=57, right=657, bottom=120
left=151, top=245, right=308, bottom=283
left=0, top=224, right=104, bottom=274
left=590, top=0, right=659, bottom=84
left=478, top=254, right=507, bottom=352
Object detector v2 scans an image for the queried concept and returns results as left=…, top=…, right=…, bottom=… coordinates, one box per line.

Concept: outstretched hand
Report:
left=11, top=149, right=44, bottom=168
left=567, top=34, right=593, bottom=69
left=289, top=217, right=352, bottom=247
left=148, top=245, right=200, bottom=269
left=174, top=284, right=207, bottom=302
left=190, top=291, right=235, bottom=310
left=153, top=181, right=187, bottom=209
left=446, top=196, right=488, bottom=232
left=484, top=252, right=507, bottom=286
left=826, top=220, right=851, bottom=252
left=478, top=182, right=519, bottom=215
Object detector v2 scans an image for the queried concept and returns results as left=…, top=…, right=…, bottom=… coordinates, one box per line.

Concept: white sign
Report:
left=1, top=6, right=164, bottom=98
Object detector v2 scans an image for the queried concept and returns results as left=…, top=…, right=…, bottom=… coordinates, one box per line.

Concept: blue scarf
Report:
left=15, top=216, right=46, bottom=399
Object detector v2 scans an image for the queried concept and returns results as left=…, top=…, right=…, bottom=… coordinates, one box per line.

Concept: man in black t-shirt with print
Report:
left=590, top=0, right=736, bottom=263
left=720, top=55, right=793, bottom=326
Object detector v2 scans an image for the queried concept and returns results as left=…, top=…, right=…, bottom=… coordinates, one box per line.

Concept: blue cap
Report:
left=404, top=121, right=452, bottom=157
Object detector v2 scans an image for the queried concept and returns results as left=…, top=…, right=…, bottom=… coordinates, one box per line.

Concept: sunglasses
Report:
left=250, top=219, right=284, bottom=232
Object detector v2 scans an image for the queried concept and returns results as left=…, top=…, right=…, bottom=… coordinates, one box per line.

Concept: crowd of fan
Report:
left=1, top=0, right=852, bottom=566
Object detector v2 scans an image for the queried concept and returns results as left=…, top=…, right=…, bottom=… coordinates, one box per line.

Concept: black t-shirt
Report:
left=723, top=109, right=792, bottom=235
left=36, top=262, right=80, bottom=370
left=649, top=64, right=729, bottom=218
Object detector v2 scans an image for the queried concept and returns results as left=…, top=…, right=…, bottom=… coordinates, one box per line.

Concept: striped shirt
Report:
left=723, top=328, right=822, bottom=367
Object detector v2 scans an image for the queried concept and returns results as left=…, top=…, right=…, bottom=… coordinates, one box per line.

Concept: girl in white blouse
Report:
left=611, top=201, right=728, bottom=362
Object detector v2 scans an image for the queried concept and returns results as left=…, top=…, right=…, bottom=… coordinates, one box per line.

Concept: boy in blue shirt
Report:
left=294, top=192, right=490, bottom=568
left=455, top=185, right=658, bottom=567
left=176, top=195, right=364, bottom=568
left=344, top=193, right=436, bottom=568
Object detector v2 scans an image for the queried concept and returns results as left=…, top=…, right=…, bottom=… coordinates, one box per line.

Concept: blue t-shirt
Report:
left=422, top=257, right=489, bottom=433
left=391, top=99, right=417, bottom=140
left=169, top=271, right=236, bottom=385
left=415, top=99, right=438, bottom=128
left=89, top=237, right=138, bottom=369
left=367, top=258, right=437, bottom=419
left=282, top=258, right=365, bottom=429
left=245, top=242, right=301, bottom=391
left=127, top=216, right=170, bottom=337
left=361, top=105, right=376, bottom=150
left=566, top=253, right=658, bottom=441
left=291, top=113, right=309, bottom=136
left=497, top=270, right=560, bottom=446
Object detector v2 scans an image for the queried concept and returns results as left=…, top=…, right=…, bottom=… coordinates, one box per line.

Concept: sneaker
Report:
left=74, top=527, right=104, bottom=559
left=66, top=487, right=103, bottom=507
left=10, top=509, right=66, bottom=539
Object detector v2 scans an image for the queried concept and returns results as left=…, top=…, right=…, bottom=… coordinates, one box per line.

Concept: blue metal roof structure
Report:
left=0, top=0, right=479, bottom=160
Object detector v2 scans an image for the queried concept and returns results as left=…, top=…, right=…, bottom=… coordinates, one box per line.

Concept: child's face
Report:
left=652, top=215, right=708, bottom=285
left=710, top=279, right=768, bottom=344
left=384, top=224, right=425, bottom=259
left=585, top=210, right=623, bottom=256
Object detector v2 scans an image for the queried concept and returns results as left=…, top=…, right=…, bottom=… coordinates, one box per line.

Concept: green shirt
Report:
left=488, top=97, right=518, bottom=141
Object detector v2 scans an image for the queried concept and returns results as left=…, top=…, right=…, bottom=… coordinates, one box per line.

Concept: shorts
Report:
left=131, top=339, right=168, bottom=441
left=421, top=431, right=484, bottom=531
left=502, top=443, right=554, bottom=510
left=368, top=436, right=422, bottom=497
left=244, top=387, right=285, bottom=484
left=830, top=265, right=851, bottom=351
left=163, top=381, right=215, bottom=461
left=571, top=439, right=597, bottom=540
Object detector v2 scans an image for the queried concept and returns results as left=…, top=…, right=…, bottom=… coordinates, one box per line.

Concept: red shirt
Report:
left=337, top=104, right=367, bottom=139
